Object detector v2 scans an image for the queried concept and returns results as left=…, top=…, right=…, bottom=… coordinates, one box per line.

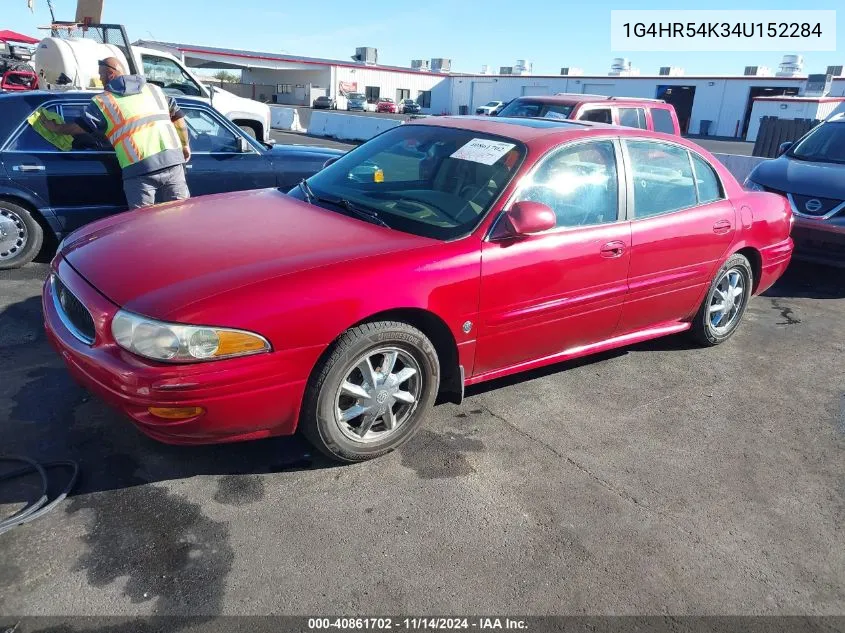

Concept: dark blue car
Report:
left=0, top=91, right=344, bottom=269
left=745, top=113, right=845, bottom=267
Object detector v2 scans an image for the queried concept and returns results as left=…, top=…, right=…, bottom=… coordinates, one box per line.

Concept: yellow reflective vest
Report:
left=92, top=83, right=182, bottom=174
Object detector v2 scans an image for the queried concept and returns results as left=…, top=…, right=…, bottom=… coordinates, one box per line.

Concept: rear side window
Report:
left=6, top=104, right=62, bottom=152
left=651, top=108, right=676, bottom=134
left=579, top=108, right=612, bottom=124
left=618, top=108, right=647, bottom=129
left=691, top=154, right=724, bottom=203
left=625, top=140, right=697, bottom=218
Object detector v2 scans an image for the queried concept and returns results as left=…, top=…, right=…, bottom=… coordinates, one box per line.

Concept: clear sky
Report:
left=4, top=0, right=842, bottom=76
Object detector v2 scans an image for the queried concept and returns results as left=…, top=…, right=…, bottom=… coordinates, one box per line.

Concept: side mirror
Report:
left=238, top=136, right=251, bottom=153
left=778, top=141, right=793, bottom=156
left=494, top=201, right=556, bottom=239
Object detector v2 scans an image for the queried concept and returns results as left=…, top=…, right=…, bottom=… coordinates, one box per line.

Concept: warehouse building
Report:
left=138, top=40, right=845, bottom=140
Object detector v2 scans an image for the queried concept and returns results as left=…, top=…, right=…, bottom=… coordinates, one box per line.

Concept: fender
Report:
left=0, top=184, right=61, bottom=236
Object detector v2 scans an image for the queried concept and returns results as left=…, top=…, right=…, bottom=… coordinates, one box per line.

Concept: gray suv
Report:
left=745, top=113, right=845, bottom=267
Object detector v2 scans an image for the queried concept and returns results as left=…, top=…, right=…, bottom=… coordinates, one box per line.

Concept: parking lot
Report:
left=1, top=259, right=843, bottom=615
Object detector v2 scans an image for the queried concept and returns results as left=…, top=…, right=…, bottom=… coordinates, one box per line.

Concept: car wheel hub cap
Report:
left=334, top=347, right=422, bottom=444
left=708, top=268, right=745, bottom=334
left=0, top=209, right=27, bottom=261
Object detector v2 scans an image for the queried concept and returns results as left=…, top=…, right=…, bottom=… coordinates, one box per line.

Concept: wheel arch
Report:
left=356, top=308, right=462, bottom=402
left=232, top=118, right=263, bottom=139
left=307, top=307, right=463, bottom=404
left=734, top=245, right=762, bottom=294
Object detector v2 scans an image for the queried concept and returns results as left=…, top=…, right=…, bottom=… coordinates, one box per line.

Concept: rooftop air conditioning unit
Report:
left=411, top=59, right=430, bottom=72
left=777, top=54, right=804, bottom=77
left=352, top=47, right=378, bottom=65
left=826, top=65, right=843, bottom=77
left=560, top=67, right=583, bottom=76
left=659, top=66, right=684, bottom=76
left=514, top=59, right=533, bottom=75
left=744, top=65, right=772, bottom=76
left=499, top=66, right=513, bottom=75
left=430, top=58, right=451, bottom=73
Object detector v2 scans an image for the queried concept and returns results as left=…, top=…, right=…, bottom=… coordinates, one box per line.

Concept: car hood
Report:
left=64, top=188, right=436, bottom=318
left=751, top=156, right=845, bottom=199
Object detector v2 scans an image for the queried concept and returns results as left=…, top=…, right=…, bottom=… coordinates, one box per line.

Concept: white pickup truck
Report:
left=32, top=36, right=273, bottom=144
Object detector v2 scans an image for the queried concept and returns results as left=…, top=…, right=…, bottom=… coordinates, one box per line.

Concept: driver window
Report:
left=182, top=108, right=240, bottom=153
left=141, top=55, right=202, bottom=97
left=513, top=140, right=620, bottom=228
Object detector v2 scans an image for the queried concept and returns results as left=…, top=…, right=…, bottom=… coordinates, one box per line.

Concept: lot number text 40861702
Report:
left=307, top=618, right=529, bottom=630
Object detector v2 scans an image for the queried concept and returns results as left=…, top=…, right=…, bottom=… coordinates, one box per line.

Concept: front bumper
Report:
left=43, top=258, right=318, bottom=444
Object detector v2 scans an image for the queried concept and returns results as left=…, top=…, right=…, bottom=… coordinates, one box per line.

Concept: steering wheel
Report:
left=390, top=198, right=461, bottom=224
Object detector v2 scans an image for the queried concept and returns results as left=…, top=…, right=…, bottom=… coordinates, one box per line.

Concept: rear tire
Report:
left=690, top=253, right=753, bottom=346
left=300, top=321, right=440, bottom=463
left=0, top=200, right=43, bottom=270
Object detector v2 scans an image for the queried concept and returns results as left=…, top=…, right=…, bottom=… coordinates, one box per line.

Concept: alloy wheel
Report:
left=0, top=208, right=28, bottom=262
left=333, top=347, right=422, bottom=444
left=708, top=268, right=746, bottom=334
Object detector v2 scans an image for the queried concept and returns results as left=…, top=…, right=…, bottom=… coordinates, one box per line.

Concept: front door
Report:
left=616, top=139, right=738, bottom=333
left=180, top=106, right=277, bottom=196
left=1, top=101, right=126, bottom=234
left=474, top=138, right=631, bottom=376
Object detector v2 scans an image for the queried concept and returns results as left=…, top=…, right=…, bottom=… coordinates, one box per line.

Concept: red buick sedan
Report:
left=43, top=116, right=794, bottom=462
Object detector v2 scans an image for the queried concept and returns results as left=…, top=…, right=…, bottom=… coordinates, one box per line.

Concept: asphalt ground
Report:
left=1, top=254, right=843, bottom=616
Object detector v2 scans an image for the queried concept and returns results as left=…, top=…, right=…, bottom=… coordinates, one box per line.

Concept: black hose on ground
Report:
left=0, top=455, right=79, bottom=536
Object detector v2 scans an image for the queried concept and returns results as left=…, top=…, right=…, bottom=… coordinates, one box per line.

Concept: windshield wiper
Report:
left=298, top=179, right=390, bottom=229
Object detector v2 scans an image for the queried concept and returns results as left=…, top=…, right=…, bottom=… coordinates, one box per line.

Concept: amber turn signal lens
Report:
left=216, top=331, right=268, bottom=356
left=374, top=169, right=385, bottom=183
left=148, top=406, right=205, bottom=420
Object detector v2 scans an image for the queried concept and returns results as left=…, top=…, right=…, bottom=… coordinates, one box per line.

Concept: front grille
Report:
left=790, top=194, right=843, bottom=217
left=53, top=276, right=95, bottom=344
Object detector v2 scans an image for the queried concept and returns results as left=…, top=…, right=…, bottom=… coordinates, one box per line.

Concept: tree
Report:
left=213, top=70, right=239, bottom=84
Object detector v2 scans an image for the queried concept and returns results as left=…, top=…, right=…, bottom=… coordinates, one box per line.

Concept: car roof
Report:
left=511, top=93, right=668, bottom=106
left=408, top=114, right=698, bottom=147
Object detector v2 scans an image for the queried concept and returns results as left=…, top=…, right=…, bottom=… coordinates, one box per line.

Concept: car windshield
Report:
left=497, top=100, right=575, bottom=120
left=302, top=125, right=526, bottom=240
left=348, top=93, right=365, bottom=99
left=788, top=122, right=845, bottom=164
left=485, top=101, right=499, bottom=107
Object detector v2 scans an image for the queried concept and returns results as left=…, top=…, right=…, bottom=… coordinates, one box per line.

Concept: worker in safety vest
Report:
left=43, top=57, right=192, bottom=209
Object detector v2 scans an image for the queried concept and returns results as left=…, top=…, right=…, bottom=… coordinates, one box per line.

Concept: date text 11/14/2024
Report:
left=307, top=618, right=529, bottom=630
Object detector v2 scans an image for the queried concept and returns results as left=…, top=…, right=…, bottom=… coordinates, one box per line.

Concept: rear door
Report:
left=616, top=139, right=737, bottom=333
left=1, top=100, right=126, bottom=233
left=180, top=105, right=276, bottom=195
left=474, top=138, right=632, bottom=376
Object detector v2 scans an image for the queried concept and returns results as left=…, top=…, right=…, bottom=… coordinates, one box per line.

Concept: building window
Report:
left=417, top=90, right=432, bottom=108
left=396, top=88, right=410, bottom=101
left=277, top=84, right=293, bottom=94
left=365, top=86, right=380, bottom=103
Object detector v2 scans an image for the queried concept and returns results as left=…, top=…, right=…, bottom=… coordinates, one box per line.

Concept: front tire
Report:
left=300, top=321, right=440, bottom=462
left=0, top=200, right=43, bottom=270
left=690, top=253, right=753, bottom=346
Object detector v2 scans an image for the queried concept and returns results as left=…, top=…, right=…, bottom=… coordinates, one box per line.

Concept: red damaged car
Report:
left=376, top=98, right=397, bottom=113
left=43, top=116, right=794, bottom=462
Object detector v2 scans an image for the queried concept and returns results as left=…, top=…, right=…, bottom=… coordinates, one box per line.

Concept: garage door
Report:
left=521, top=85, right=550, bottom=96
left=471, top=82, right=495, bottom=110
left=581, top=83, right=614, bottom=96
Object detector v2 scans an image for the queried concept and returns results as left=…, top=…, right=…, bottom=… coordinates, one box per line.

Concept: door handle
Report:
left=12, top=165, right=45, bottom=172
left=600, top=241, right=626, bottom=258
left=713, top=219, right=732, bottom=234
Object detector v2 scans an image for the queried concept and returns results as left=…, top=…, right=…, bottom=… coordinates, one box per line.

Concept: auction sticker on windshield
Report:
left=451, top=139, right=516, bottom=165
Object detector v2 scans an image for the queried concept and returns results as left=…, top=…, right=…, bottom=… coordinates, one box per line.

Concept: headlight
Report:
left=111, top=310, right=270, bottom=362
left=743, top=178, right=765, bottom=192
